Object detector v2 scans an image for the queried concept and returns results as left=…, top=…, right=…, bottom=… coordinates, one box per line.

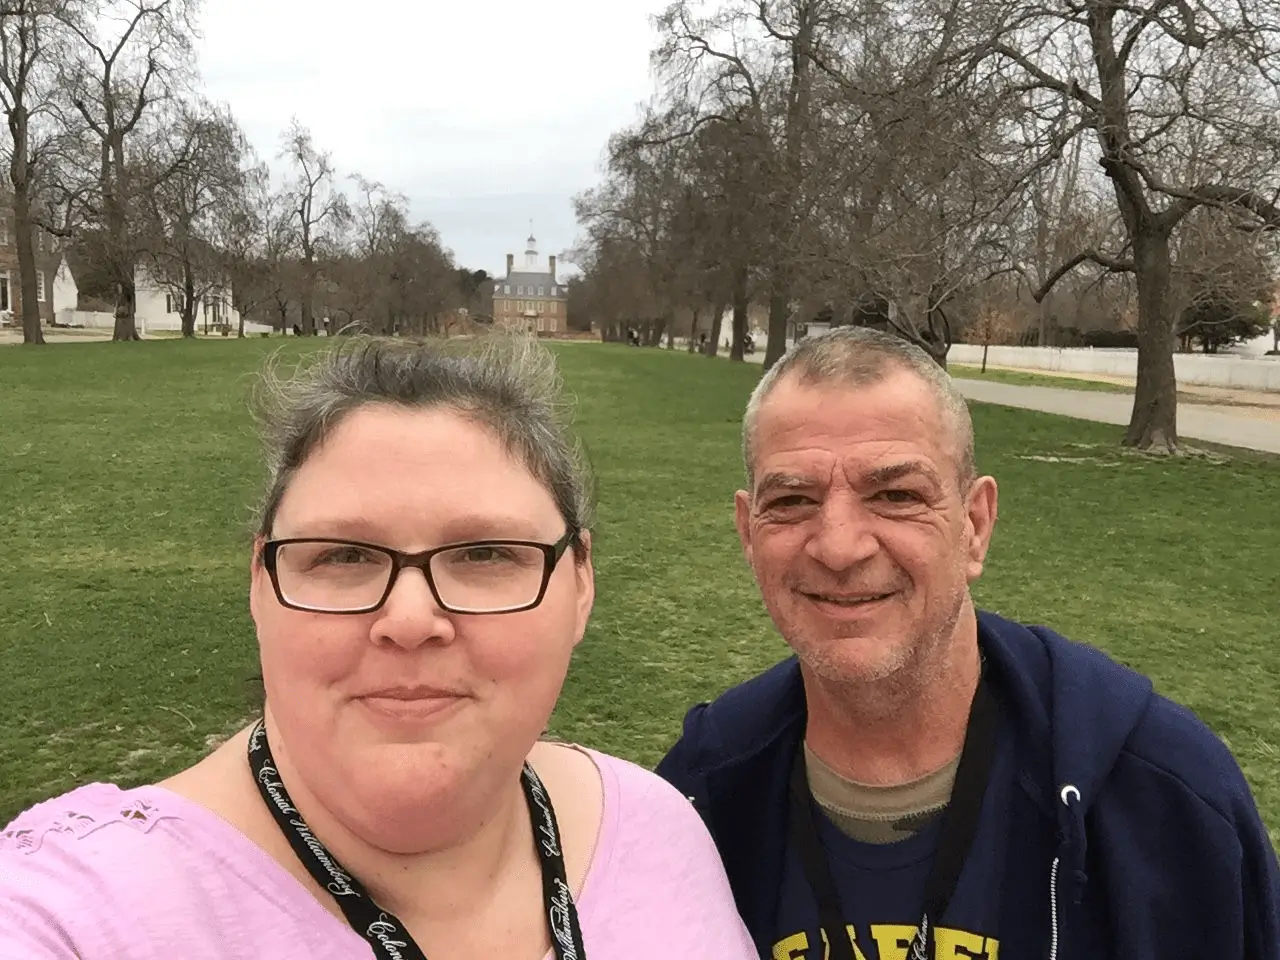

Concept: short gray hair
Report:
left=250, top=333, right=595, bottom=545
left=742, top=326, right=975, bottom=489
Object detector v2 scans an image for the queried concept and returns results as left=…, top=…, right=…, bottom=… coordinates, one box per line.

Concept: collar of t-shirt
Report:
left=802, top=742, right=961, bottom=845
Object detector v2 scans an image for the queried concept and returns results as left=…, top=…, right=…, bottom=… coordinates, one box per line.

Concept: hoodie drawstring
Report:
left=1051, top=783, right=1087, bottom=959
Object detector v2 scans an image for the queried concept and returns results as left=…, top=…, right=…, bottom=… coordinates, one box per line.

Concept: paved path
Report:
left=954, top=379, right=1280, bottom=454
left=740, top=346, right=1279, bottom=453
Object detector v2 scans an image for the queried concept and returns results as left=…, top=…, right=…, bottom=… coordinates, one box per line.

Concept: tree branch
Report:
left=1033, top=249, right=1135, bottom=302
left=989, top=43, right=1103, bottom=114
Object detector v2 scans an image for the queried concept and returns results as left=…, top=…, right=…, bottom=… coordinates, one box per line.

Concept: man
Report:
left=656, top=326, right=1279, bottom=959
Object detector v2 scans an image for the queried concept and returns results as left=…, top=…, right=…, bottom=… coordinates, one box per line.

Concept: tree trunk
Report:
left=764, top=282, right=789, bottom=371
left=9, top=104, right=44, bottom=345
left=300, top=262, right=316, bottom=335
left=113, top=274, right=139, bottom=341
left=1123, top=229, right=1178, bottom=453
left=181, top=272, right=197, bottom=338
left=706, top=300, right=725, bottom=356
left=730, top=268, right=748, bottom=362
left=1038, top=296, right=1052, bottom=347
left=688, top=306, right=701, bottom=352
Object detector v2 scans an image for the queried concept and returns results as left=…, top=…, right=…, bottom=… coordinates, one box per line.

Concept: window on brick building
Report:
left=36, top=270, right=45, bottom=302
left=0, top=219, right=8, bottom=246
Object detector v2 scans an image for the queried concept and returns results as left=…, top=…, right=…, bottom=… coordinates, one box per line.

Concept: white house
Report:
left=134, top=265, right=240, bottom=334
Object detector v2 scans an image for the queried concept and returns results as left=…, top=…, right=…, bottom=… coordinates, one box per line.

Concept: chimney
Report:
left=549, top=255, right=557, bottom=282
left=506, top=253, right=514, bottom=277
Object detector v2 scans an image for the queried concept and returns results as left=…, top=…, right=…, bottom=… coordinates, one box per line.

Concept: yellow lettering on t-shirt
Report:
left=869, top=924, right=918, bottom=960
left=773, top=932, right=810, bottom=960
left=934, top=927, right=989, bottom=958
left=820, top=926, right=870, bottom=960
left=775, top=925, right=998, bottom=960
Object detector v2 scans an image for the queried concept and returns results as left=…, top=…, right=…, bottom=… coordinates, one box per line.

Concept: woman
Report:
left=0, top=334, right=757, bottom=959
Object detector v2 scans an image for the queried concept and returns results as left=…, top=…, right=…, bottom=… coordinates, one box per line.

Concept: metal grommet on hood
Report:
left=1060, top=784, right=1081, bottom=806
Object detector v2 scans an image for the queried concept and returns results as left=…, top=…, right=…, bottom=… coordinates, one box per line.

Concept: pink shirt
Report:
left=0, top=749, right=758, bottom=959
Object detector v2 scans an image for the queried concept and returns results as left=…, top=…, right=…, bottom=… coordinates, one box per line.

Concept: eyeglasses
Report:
left=261, top=529, right=578, bottom=615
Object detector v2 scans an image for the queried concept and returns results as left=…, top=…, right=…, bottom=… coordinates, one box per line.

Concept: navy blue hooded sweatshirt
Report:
left=655, top=611, right=1280, bottom=959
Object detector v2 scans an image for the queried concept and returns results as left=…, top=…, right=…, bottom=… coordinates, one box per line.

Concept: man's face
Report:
left=735, top=371, right=998, bottom=685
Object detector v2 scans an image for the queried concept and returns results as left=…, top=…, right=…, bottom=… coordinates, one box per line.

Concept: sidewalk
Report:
left=739, top=346, right=1280, bottom=453
left=954, top=380, right=1280, bottom=454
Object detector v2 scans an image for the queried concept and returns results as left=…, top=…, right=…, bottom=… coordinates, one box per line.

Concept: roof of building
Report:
left=497, top=271, right=566, bottom=293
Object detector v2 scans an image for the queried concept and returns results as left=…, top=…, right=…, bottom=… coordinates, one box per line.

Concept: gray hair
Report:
left=742, top=326, right=976, bottom=489
left=249, top=333, right=595, bottom=546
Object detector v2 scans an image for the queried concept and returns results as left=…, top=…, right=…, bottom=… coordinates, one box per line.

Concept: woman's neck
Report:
left=162, top=723, right=542, bottom=936
left=255, top=723, right=537, bottom=929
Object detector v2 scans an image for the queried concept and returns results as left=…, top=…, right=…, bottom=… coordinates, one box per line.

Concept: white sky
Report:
left=196, top=0, right=670, bottom=277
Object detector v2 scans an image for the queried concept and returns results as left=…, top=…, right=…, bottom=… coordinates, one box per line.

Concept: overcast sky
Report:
left=196, top=0, right=670, bottom=278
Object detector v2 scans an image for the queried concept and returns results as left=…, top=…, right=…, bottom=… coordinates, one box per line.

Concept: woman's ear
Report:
left=571, top=530, right=595, bottom=647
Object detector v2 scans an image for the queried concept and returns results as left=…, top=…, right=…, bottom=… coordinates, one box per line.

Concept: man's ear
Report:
left=734, top=490, right=754, bottom=566
left=963, top=476, right=999, bottom=582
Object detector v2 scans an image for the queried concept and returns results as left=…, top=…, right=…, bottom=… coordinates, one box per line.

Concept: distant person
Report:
left=0, top=334, right=757, bottom=959
left=657, top=325, right=1280, bottom=959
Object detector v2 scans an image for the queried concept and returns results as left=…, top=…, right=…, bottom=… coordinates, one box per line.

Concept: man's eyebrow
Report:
left=863, top=461, right=942, bottom=486
left=754, top=473, right=816, bottom=497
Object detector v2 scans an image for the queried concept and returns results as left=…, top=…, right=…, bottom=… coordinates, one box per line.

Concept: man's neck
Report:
left=802, top=616, right=982, bottom=787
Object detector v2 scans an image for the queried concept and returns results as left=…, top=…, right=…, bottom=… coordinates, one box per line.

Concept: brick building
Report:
left=0, top=206, right=72, bottom=324
left=491, top=234, right=568, bottom=334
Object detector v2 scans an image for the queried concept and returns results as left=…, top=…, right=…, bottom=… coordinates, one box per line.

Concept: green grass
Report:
left=950, top=363, right=1132, bottom=393
left=3, top=340, right=1279, bottom=845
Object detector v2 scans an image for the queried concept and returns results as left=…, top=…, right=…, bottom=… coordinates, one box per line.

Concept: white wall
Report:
left=52, top=258, right=77, bottom=313
left=949, top=344, right=1280, bottom=391
left=133, top=268, right=242, bottom=333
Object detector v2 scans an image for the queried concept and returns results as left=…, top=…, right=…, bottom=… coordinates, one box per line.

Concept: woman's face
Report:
left=249, top=404, right=594, bottom=850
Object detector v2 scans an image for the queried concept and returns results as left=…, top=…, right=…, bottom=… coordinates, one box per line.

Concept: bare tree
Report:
left=58, top=0, right=198, bottom=341
left=141, top=98, right=249, bottom=337
left=278, top=119, right=348, bottom=335
left=655, top=0, right=842, bottom=368
left=970, top=0, right=1280, bottom=452
left=0, top=0, right=79, bottom=344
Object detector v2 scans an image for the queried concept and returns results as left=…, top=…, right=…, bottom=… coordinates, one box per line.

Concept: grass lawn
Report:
left=950, top=364, right=1131, bottom=394
left=2, top=339, right=1278, bottom=846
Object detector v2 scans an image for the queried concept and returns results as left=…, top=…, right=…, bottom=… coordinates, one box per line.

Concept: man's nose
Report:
left=804, top=494, right=880, bottom=572
left=371, top=565, right=456, bottom=650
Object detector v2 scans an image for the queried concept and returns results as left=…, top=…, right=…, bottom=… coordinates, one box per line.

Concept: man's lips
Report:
left=800, top=590, right=896, bottom=607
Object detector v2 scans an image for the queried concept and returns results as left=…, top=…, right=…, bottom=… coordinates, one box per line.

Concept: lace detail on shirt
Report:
left=0, top=794, right=173, bottom=856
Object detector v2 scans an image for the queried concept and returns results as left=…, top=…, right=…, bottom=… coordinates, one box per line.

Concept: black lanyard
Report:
left=247, top=720, right=588, bottom=960
left=788, top=674, right=998, bottom=960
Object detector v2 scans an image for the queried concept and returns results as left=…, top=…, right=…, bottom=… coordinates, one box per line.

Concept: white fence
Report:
left=57, top=309, right=116, bottom=329
left=949, top=344, right=1280, bottom=392
left=56, top=309, right=274, bottom=337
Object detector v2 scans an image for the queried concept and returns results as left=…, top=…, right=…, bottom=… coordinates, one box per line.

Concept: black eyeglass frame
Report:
left=260, top=528, right=580, bottom=615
